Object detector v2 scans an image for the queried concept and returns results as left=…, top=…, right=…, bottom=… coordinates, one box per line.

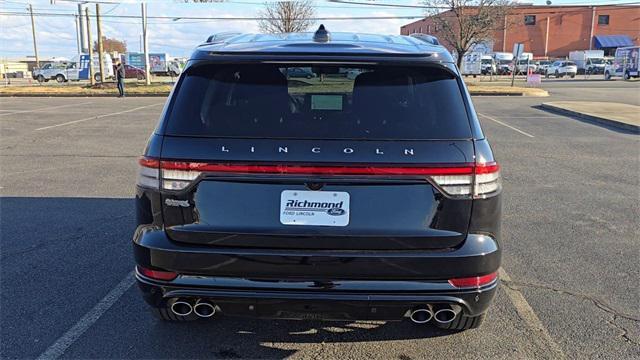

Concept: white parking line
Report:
left=36, top=271, right=136, bottom=360
left=35, top=103, right=163, bottom=131
left=499, top=267, right=566, bottom=359
left=478, top=113, right=535, bottom=138
left=0, top=102, right=93, bottom=117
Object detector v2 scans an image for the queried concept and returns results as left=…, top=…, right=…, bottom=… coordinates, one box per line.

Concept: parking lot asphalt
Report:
left=1, top=80, right=639, bottom=359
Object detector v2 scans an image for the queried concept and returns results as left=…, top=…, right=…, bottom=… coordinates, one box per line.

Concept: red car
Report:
left=113, top=64, right=146, bottom=80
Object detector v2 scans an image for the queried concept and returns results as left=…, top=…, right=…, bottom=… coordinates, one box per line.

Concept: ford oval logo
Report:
left=327, top=208, right=345, bottom=216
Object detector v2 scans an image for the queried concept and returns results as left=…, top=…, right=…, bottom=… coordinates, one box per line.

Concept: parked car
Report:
left=114, top=64, right=146, bottom=80
left=535, top=60, right=552, bottom=74
left=133, top=26, right=502, bottom=330
left=286, top=67, right=316, bottom=79
left=33, top=62, right=72, bottom=83
left=545, top=61, right=577, bottom=78
left=515, top=59, right=537, bottom=74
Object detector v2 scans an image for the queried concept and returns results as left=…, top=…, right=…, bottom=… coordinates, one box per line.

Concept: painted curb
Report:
left=540, top=103, right=640, bottom=133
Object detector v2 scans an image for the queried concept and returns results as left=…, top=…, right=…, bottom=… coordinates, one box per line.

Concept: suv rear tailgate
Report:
left=160, top=138, right=474, bottom=250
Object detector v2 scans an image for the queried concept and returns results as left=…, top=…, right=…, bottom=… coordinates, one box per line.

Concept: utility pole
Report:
left=589, top=6, right=596, bottom=50
left=502, top=15, right=507, bottom=52
left=544, top=16, right=550, bottom=58
left=142, top=3, right=151, bottom=85
left=86, top=7, right=95, bottom=85
left=96, top=3, right=105, bottom=84
left=29, top=4, right=40, bottom=68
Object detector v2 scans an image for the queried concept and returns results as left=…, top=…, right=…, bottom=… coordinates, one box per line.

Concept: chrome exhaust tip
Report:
left=409, top=307, right=434, bottom=324
left=170, top=299, right=193, bottom=317
left=434, top=308, right=458, bottom=324
left=193, top=300, right=216, bottom=318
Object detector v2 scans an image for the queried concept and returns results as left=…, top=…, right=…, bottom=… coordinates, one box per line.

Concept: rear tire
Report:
left=149, top=307, right=198, bottom=322
left=56, top=74, right=66, bottom=83
left=435, top=313, right=486, bottom=331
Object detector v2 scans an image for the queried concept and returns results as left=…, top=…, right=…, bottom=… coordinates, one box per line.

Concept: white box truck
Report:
left=461, top=52, right=482, bottom=77
left=604, top=46, right=639, bottom=80
left=493, top=52, right=514, bottom=75
left=569, top=50, right=606, bottom=74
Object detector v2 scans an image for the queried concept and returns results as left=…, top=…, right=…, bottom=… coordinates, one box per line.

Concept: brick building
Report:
left=400, top=4, right=640, bottom=58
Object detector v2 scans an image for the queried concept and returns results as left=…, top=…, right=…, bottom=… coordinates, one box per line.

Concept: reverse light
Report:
left=136, top=265, right=178, bottom=281
left=136, top=158, right=159, bottom=189
left=448, top=272, right=498, bottom=288
left=430, top=162, right=501, bottom=198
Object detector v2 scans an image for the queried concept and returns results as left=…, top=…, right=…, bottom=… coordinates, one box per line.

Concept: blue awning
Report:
left=594, top=35, right=634, bottom=48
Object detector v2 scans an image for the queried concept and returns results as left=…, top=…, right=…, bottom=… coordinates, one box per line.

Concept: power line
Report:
left=0, top=10, right=429, bottom=20
left=326, top=0, right=443, bottom=9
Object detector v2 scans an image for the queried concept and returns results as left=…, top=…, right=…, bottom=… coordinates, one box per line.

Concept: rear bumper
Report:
left=133, top=227, right=500, bottom=319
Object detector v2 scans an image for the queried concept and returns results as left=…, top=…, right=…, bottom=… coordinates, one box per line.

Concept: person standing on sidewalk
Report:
left=115, top=60, right=125, bottom=98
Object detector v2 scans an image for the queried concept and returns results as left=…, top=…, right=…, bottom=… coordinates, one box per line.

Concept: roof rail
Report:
left=204, top=32, right=243, bottom=44
left=409, top=33, right=440, bottom=46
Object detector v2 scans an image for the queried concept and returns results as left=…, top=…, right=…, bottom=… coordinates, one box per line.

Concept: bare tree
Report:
left=258, top=1, right=316, bottom=34
left=422, top=0, right=514, bottom=67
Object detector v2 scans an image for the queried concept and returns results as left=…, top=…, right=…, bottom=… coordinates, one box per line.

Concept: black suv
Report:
left=134, top=27, right=502, bottom=331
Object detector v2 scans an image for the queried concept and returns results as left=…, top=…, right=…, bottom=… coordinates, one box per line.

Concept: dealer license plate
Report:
left=280, top=190, right=350, bottom=227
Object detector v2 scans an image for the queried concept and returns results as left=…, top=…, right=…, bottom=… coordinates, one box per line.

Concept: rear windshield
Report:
left=165, top=64, right=472, bottom=140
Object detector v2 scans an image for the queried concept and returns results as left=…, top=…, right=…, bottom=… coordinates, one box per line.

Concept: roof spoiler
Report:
left=409, top=33, right=440, bottom=46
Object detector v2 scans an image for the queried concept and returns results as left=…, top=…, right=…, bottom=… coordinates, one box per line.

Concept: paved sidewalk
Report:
left=541, top=101, right=640, bottom=132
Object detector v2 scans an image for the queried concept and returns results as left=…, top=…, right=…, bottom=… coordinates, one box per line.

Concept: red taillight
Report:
left=140, top=158, right=500, bottom=197
left=138, top=157, right=159, bottom=168
left=160, top=161, right=475, bottom=175
left=137, top=266, right=178, bottom=281
left=448, top=272, right=498, bottom=288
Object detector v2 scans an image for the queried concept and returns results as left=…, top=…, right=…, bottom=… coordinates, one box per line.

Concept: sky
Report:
left=0, top=0, right=631, bottom=59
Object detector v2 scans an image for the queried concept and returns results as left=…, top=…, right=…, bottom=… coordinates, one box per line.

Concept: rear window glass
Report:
left=165, top=64, right=471, bottom=140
